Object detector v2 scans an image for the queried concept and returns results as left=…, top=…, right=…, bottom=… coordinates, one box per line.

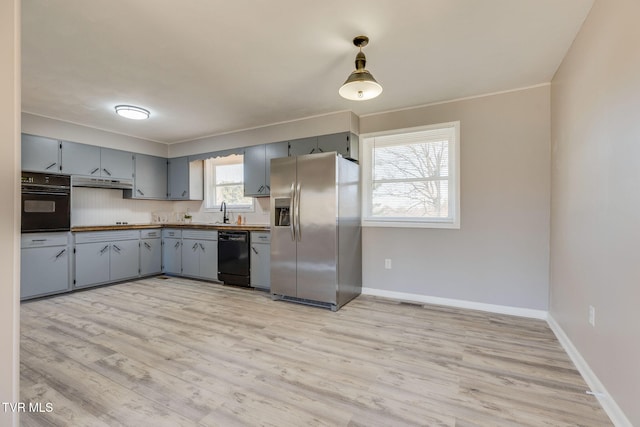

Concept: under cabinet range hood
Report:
left=71, top=176, right=134, bottom=190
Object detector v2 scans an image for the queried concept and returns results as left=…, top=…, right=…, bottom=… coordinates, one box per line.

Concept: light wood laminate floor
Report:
left=20, top=277, right=611, bottom=426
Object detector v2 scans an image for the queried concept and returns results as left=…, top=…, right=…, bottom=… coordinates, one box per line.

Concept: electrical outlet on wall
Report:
left=588, top=305, right=596, bottom=327
left=384, top=259, right=392, bottom=269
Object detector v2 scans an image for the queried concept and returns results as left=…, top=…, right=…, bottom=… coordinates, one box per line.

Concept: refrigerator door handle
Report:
left=290, top=182, right=296, bottom=241
left=296, top=182, right=302, bottom=241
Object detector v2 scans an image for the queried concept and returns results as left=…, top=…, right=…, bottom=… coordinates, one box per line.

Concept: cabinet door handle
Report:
left=174, top=241, right=181, bottom=249
left=45, top=162, right=57, bottom=170
left=192, top=243, right=198, bottom=251
left=266, top=185, right=270, bottom=191
left=182, top=190, right=187, bottom=197
left=199, top=243, right=205, bottom=251
left=55, top=249, right=66, bottom=259
left=144, top=242, right=151, bottom=249
left=251, top=246, right=258, bottom=255
left=100, top=245, right=109, bottom=254
left=318, top=147, right=324, bottom=152
left=103, top=168, right=112, bottom=176
left=310, top=148, right=316, bottom=154
left=91, top=167, right=100, bottom=175
left=31, top=239, right=46, bottom=242
left=112, top=244, right=121, bottom=253
left=137, top=189, right=145, bottom=196
left=258, top=185, right=264, bottom=193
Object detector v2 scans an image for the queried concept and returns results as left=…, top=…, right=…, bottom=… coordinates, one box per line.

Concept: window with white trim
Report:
left=362, top=122, right=460, bottom=228
left=204, top=154, right=254, bottom=211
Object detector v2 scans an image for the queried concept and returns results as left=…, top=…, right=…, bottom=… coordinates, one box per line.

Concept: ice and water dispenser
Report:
left=274, top=197, right=291, bottom=227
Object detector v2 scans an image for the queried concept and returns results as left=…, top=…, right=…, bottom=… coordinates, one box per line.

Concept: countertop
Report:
left=71, top=223, right=271, bottom=232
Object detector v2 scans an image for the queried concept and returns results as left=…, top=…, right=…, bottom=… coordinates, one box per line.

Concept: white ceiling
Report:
left=21, top=0, right=593, bottom=144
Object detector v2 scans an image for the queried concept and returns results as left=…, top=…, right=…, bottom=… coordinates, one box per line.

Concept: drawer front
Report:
left=162, top=228, right=182, bottom=238
left=75, top=230, right=140, bottom=243
left=21, top=232, right=70, bottom=248
left=141, top=229, right=162, bottom=239
left=251, top=232, right=271, bottom=244
left=182, top=230, right=217, bottom=240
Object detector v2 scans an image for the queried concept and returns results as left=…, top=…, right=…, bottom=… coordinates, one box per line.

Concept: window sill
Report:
left=362, top=219, right=460, bottom=229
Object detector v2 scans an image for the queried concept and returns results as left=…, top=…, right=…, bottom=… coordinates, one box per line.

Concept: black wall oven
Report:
left=21, top=172, right=71, bottom=233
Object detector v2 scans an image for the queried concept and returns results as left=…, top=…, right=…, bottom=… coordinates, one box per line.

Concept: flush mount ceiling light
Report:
left=115, top=105, right=150, bottom=120
left=339, top=35, right=383, bottom=101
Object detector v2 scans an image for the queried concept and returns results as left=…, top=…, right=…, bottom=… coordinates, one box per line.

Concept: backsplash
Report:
left=71, top=187, right=270, bottom=226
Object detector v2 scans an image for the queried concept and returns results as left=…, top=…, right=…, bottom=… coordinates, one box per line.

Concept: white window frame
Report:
left=361, top=121, right=460, bottom=229
left=203, top=154, right=254, bottom=212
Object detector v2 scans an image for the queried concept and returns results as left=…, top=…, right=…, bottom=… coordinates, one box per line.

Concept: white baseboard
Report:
left=547, top=314, right=632, bottom=427
left=360, top=287, right=548, bottom=320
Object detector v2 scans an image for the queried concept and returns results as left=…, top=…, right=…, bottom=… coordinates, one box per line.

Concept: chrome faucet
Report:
left=220, top=201, right=229, bottom=224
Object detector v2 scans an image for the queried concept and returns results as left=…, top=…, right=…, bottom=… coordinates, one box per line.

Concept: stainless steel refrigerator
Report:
left=270, top=152, right=361, bottom=311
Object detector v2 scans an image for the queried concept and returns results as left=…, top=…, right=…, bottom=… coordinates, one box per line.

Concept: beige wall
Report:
left=360, top=86, right=551, bottom=310
left=550, top=0, right=640, bottom=424
left=0, top=0, right=21, bottom=425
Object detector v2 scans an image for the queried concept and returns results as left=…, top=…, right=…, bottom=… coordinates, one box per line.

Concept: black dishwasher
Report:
left=218, top=230, right=250, bottom=286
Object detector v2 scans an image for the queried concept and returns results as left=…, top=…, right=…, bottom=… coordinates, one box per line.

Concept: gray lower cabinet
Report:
left=20, top=232, right=71, bottom=300
left=109, top=239, right=140, bottom=282
left=181, top=230, right=218, bottom=280
left=140, top=229, right=162, bottom=276
left=75, top=241, right=111, bottom=287
left=250, top=232, right=270, bottom=290
left=125, top=153, right=168, bottom=200
left=21, top=134, right=61, bottom=173
left=162, top=229, right=182, bottom=275
left=74, top=230, right=140, bottom=288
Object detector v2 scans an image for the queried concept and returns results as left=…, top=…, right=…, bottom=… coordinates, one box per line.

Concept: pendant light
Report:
left=339, top=35, right=383, bottom=101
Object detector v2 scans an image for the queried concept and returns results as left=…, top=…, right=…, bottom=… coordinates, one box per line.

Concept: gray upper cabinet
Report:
left=244, top=145, right=267, bottom=197
left=288, top=132, right=359, bottom=161
left=125, top=154, right=168, bottom=200
left=318, top=132, right=359, bottom=161
left=100, top=148, right=134, bottom=180
left=265, top=142, right=289, bottom=192
left=21, top=134, right=61, bottom=173
left=167, top=156, right=203, bottom=200
left=244, top=141, right=288, bottom=197
left=61, top=141, right=101, bottom=176
left=61, top=142, right=133, bottom=179
left=288, top=136, right=318, bottom=157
